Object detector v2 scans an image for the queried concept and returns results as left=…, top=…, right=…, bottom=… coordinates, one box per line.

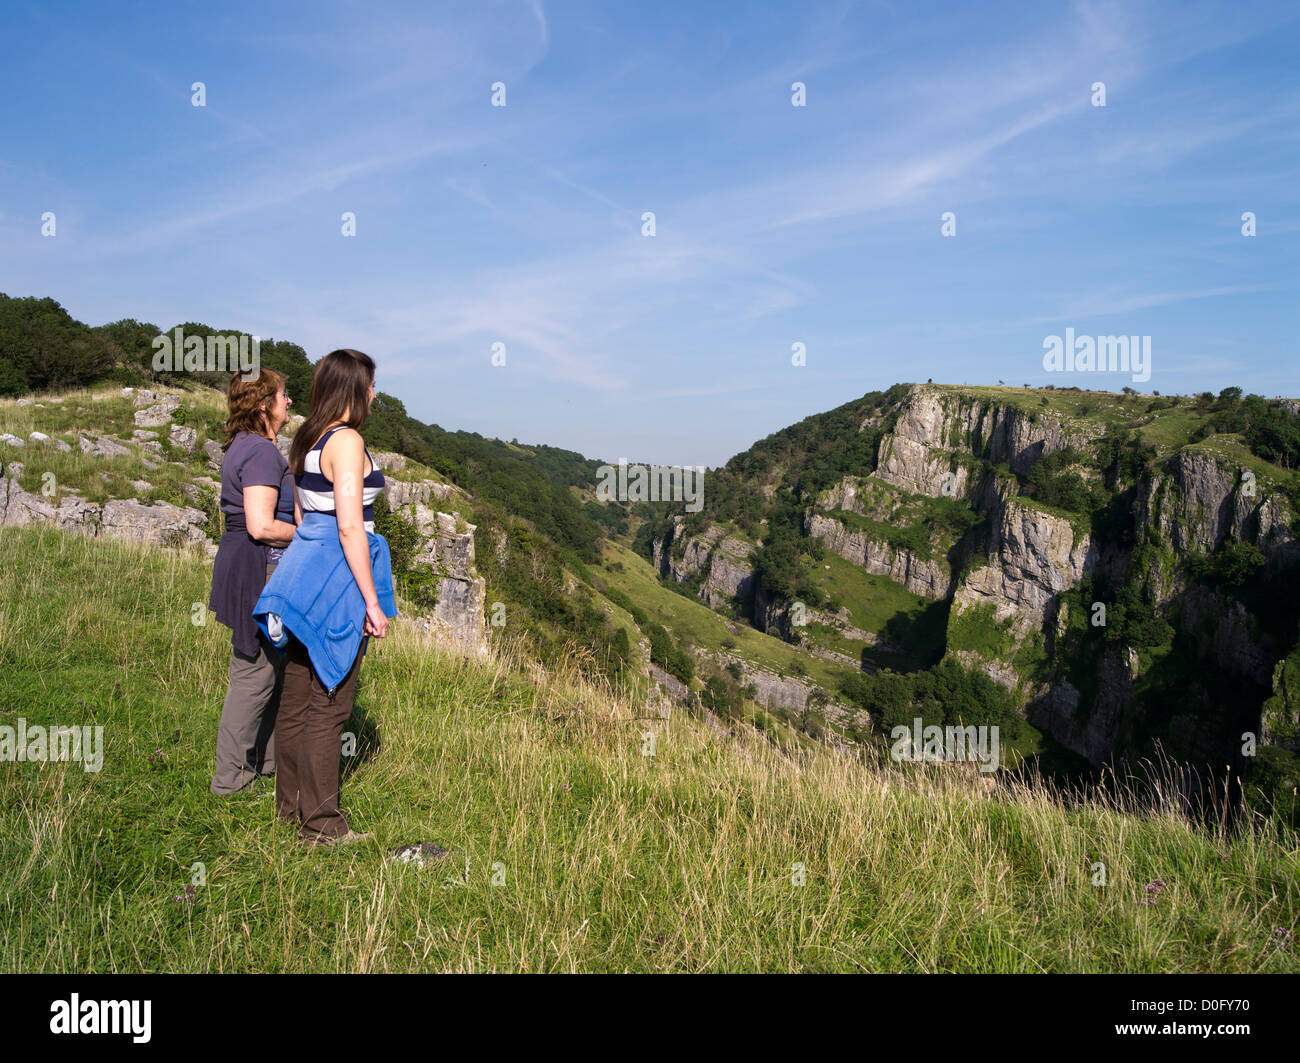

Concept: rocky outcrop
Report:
left=395, top=500, right=486, bottom=655
left=169, top=425, right=197, bottom=453
left=79, top=434, right=133, bottom=459
left=372, top=451, right=406, bottom=472
left=100, top=499, right=209, bottom=549
left=54, top=496, right=102, bottom=536
left=874, top=387, right=1099, bottom=499
left=0, top=475, right=55, bottom=527
left=0, top=473, right=210, bottom=552
left=384, top=477, right=464, bottom=508
left=653, top=516, right=757, bottom=610
left=697, top=648, right=869, bottom=734
left=1028, top=647, right=1131, bottom=765
left=133, top=402, right=179, bottom=428
left=202, top=439, right=224, bottom=470
left=1137, top=450, right=1297, bottom=563
left=805, top=512, right=952, bottom=599
left=953, top=497, right=1094, bottom=634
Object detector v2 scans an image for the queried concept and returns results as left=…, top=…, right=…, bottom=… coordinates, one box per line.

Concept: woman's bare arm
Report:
left=322, top=428, right=388, bottom=637
left=243, top=485, right=297, bottom=546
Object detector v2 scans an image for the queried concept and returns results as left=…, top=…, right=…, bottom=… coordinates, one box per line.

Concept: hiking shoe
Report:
left=300, top=829, right=373, bottom=848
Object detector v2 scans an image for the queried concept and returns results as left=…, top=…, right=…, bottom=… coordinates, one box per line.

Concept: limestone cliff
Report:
left=643, top=383, right=1300, bottom=774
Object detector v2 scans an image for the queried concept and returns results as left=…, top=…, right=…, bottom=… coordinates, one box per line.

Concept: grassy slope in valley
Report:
left=1, top=527, right=1296, bottom=972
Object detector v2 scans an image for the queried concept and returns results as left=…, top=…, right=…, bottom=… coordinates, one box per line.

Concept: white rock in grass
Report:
left=28, top=431, right=51, bottom=444
left=169, top=424, right=197, bottom=453
left=55, top=497, right=101, bottom=536
left=202, top=439, right=224, bottom=470
left=388, top=843, right=450, bottom=868
left=100, top=499, right=207, bottom=548
left=133, top=402, right=179, bottom=428
left=0, top=433, right=26, bottom=447
left=52, top=438, right=71, bottom=452
left=0, top=476, right=55, bottom=528
left=80, top=434, right=133, bottom=458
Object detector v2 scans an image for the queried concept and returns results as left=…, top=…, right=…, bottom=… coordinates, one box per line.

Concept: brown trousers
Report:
left=275, top=636, right=366, bottom=840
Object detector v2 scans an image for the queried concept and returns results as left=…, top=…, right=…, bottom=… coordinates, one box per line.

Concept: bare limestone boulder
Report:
left=55, top=497, right=102, bottom=536
left=134, top=402, right=179, bottom=428
left=100, top=499, right=208, bottom=549
left=169, top=425, right=197, bottom=453
left=203, top=439, right=224, bottom=470
left=0, top=475, right=56, bottom=527
left=372, top=451, right=406, bottom=472
left=80, top=434, right=133, bottom=458
left=0, top=433, right=25, bottom=448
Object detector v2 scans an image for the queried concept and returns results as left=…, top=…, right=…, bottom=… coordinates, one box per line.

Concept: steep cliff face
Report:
left=643, top=383, right=1300, bottom=774
left=805, top=511, right=952, bottom=599
left=949, top=495, right=1095, bottom=654
left=874, top=386, right=1099, bottom=498
left=1136, top=450, right=1299, bottom=576
left=398, top=500, right=487, bottom=655
left=652, top=516, right=756, bottom=611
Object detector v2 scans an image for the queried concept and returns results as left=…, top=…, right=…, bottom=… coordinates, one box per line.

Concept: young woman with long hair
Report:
left=254, top=349, right=396, bottom=846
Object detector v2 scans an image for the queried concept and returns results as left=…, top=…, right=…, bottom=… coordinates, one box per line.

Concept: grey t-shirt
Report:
left=221, top=432, right=293, bottom=560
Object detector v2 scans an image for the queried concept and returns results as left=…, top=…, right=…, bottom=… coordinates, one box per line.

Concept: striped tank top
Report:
left=296, top=425, right=386, bottom=532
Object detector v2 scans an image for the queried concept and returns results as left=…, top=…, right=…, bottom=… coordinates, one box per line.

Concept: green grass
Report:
left=1136, top=407, right=1213, bottom=456
left=947, top=602, right=1017, bottom=661
left=2, top=525, right=1297, bottom=972
left=935, top=383, right=1146, bottom=430
left=597, top=539, right=854, bottom=691
left=800, top=552, right=945, bottom=667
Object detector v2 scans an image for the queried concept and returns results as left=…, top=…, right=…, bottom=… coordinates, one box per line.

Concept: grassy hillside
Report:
left=1, top=526, right=1296, bottom=972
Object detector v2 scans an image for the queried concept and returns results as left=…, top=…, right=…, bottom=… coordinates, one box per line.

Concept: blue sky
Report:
left=2, top=0, right=1297, bottom=467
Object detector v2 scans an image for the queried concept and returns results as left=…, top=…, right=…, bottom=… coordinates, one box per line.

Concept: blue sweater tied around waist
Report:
left=253, top=511, right=398, bottom=692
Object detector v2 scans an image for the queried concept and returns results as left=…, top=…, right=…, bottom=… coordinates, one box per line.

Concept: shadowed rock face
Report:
left=1136, top=450, right=1298, bottom=564
left=652, top=515, right=756, bottom=610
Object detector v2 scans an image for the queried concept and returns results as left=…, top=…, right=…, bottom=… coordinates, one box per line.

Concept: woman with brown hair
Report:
left=254, top=349, right=396, bottom=846
left=209, top=368, right=297, bottom=795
